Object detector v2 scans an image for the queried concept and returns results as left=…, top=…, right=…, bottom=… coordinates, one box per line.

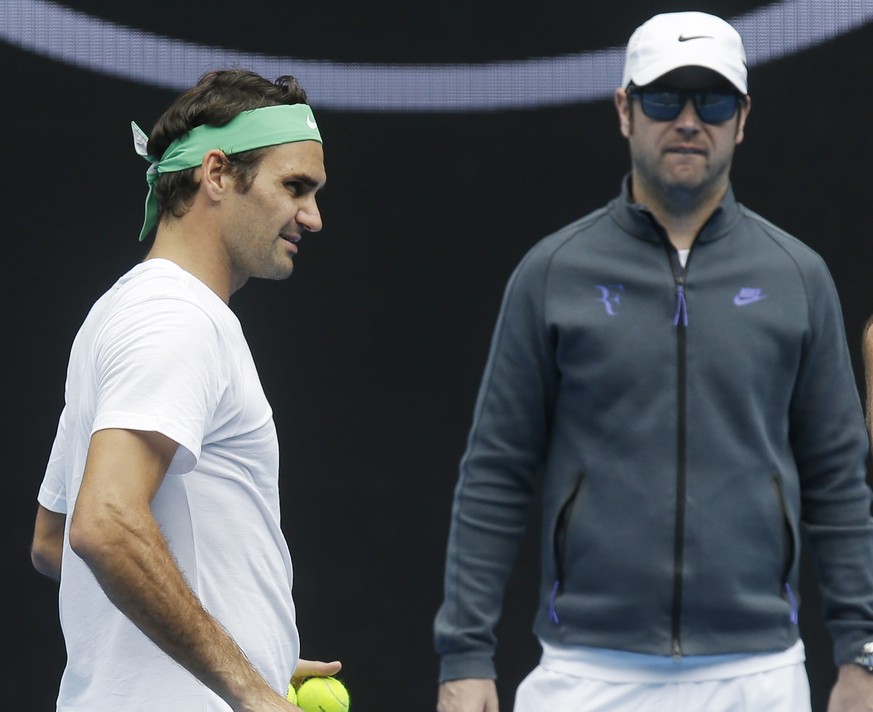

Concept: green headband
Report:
left=131, top=103, right=323, bottom=242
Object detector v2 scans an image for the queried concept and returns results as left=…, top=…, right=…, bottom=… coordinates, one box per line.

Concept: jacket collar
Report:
left=608, top=174, right=742, bottom=246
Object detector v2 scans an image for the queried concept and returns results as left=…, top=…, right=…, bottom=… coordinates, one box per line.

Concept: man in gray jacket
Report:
left=435, top=11, right=873, bottom=712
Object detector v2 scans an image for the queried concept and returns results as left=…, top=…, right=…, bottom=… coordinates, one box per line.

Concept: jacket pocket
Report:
left=549, top=472, right=585, bottom=624
left=772, top=473, right=799, bottom=624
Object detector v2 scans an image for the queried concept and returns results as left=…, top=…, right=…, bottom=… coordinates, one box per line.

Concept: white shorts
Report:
left=513, top=646, right=811, bottom=712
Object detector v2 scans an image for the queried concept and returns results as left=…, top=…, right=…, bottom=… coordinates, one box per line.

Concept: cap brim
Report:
left=629, top=58, right=747, bottom=93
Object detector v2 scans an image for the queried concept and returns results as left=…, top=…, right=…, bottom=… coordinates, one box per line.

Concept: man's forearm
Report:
left=70, top=505, right=281, bottom=710
left=32, top=505, right=65, bottom=581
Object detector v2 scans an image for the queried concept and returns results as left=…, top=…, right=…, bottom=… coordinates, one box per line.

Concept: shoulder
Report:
left=734, top=207, right=845, bottom=329
left=494, top=206, right=616, bottom=319
left=513, top=206, right=613, bottom=279
left=83, top=261, right=240, bottom=370
left=103, top=261, right=234, bottom=338
left=737, top=205, right=830, bottom=274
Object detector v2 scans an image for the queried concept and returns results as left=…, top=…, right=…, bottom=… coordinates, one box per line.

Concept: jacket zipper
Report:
left=671, top=262, right=688, bottom=658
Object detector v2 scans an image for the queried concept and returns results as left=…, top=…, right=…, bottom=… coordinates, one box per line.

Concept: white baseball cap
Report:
left=621, top=11, right=748, bottom=94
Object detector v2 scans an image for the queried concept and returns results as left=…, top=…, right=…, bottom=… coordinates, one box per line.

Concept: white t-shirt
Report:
left=38, top=259, right=298, bottom=711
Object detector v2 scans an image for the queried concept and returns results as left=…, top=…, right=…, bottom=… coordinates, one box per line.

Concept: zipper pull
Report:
left=549, top=580, right=561, bottom=623
left=784, top=583, right=798, bottom=624
left=673, top=283, right=688, bottom=327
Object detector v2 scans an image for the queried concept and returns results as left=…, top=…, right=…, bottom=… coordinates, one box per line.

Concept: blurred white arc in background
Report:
left=1, top=0, right=871, bottom=111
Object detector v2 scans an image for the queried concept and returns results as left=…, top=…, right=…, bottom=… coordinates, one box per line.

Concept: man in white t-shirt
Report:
left=30, top=68, right=337, bottom=712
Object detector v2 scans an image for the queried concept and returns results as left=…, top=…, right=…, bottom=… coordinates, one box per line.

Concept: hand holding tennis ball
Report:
left=287, top=658, right=345, bottom=711
left=292, top=676, right=350, bottom=712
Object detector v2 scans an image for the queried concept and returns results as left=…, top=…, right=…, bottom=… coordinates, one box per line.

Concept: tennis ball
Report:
left=286, top=681, right=297, bottom=705
left=296, top=676, right=350, bottom=712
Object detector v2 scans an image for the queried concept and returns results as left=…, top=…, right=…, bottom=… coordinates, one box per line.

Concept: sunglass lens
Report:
left=639, top=91, right=682, bottom=120
left=695, top=92, right=739, bottom=122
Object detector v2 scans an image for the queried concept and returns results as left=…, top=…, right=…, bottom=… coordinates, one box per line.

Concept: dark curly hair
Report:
left=147, top=69, right=310, bottom=227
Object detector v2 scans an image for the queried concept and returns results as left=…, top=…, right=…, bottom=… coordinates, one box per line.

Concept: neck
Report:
left=145, top=219, right=240, bottom=304
left=630, top=174, right=727, bottom=251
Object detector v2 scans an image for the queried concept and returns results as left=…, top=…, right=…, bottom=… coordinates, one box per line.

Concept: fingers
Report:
left=291, top=658, right=343, bottom=687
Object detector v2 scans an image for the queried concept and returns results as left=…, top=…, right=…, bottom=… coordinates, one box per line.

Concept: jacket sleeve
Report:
left=434, top=247, right=558, bottom=682
left=790, top=258, right=873, bottom=666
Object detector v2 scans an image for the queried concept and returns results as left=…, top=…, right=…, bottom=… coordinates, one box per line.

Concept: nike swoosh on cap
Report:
left=678, top=34, right=714, bottom=42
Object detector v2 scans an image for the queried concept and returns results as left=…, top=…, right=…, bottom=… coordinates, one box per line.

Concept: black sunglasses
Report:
left=627, top=86, right=742, bottom=124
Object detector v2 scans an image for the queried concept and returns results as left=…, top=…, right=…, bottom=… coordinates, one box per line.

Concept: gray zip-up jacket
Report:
left=435, top=178, right=873, bottom=683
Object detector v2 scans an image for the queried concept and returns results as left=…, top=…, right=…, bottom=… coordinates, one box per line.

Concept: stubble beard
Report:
left=633, top=151, right=732, bottom=219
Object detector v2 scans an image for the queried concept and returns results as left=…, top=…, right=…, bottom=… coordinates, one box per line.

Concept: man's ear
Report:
left=734, top=95, right=751, bottom=145
left=201, top=149, right=231, bottom=200
left=615, top=88, right=632, bottom=138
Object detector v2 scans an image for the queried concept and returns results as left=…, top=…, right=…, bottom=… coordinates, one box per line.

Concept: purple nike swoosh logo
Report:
left=733, top=294, right=767, bottom=306
left=678, top=34, right=714, bottom=42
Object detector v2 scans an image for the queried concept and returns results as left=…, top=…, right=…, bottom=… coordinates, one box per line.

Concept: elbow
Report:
left=68, top=511, right=106, bottom=565
left=68, top=501, right=132, bottom=569
left=31, top=543, right=61, bottom=581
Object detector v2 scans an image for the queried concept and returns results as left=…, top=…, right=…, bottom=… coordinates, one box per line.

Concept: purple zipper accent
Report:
left=673, top=284, right=688, bottom=327
left=549, top=580, right=560, bottom=623
left=784, top=582, right=798, bottom=624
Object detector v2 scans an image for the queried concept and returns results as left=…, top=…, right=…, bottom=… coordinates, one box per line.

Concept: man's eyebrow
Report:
left=284, top=173, right=325, bottom=190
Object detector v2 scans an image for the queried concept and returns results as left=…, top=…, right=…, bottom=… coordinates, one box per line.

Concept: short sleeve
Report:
left=91, top=296, right=226, bottom=475
left=38, top=406, right=69, bottom=513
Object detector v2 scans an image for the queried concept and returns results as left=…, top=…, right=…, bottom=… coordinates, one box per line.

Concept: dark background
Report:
left=3, top=2, right=872, bottom=710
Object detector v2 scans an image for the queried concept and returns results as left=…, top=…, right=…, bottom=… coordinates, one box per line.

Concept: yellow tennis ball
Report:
left=296, top=676, right=350, bottom=712
left=286, top=681, right=298, bottom=705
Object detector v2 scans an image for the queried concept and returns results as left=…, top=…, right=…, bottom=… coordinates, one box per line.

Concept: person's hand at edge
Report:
left=437, top=678, right=499, bottom=712
left=827, top=664, right=873, bottom=712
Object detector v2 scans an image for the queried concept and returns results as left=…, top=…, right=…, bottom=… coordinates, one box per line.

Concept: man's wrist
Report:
left=852, top=642, right=873, bottom=673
